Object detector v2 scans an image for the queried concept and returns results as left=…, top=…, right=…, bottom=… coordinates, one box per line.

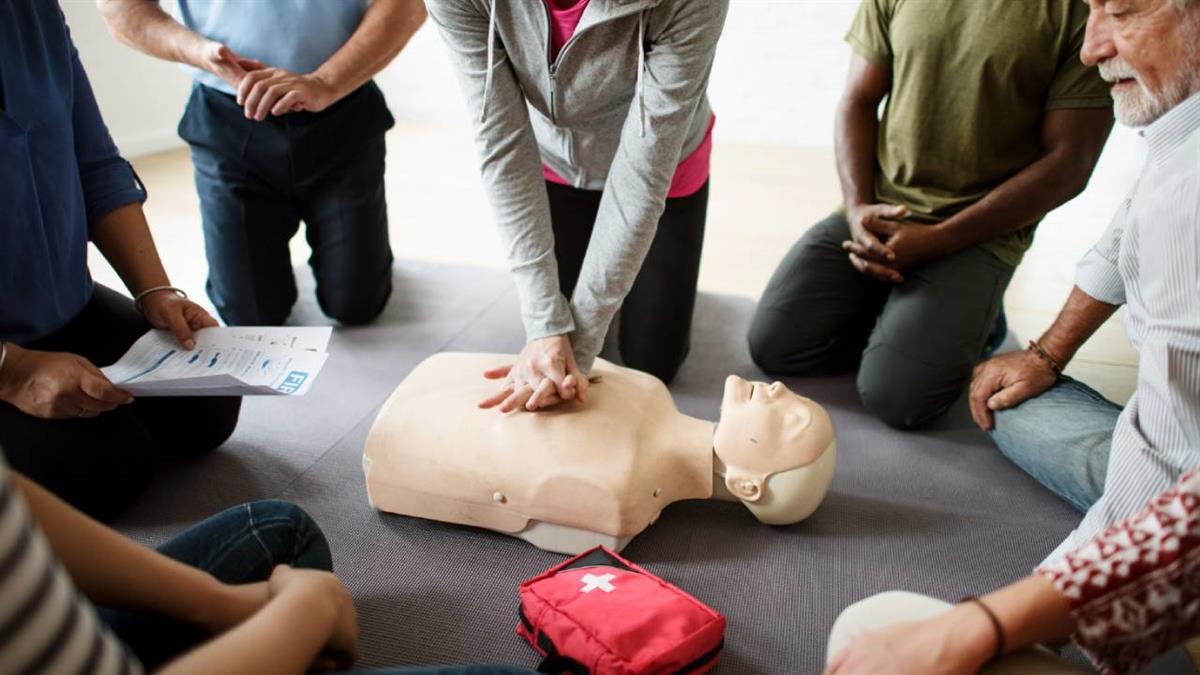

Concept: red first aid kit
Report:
left=517, top=546, right=726, bottom=675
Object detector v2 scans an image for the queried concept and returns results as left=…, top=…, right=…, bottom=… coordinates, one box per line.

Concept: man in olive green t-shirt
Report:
left=748, top=0, right=1114, bottom=429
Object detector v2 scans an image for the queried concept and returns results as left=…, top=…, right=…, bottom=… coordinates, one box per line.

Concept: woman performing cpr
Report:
left=426, top=0, right=730, bottom=411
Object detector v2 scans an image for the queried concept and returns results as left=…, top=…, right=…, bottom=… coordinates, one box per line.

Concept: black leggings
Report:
left=0, top=286, right=242, bottom=520
left=547, top=180, right=709, bottom=384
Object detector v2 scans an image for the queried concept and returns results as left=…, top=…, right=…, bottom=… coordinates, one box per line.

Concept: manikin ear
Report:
left=739, top=441, right=837, bottom=526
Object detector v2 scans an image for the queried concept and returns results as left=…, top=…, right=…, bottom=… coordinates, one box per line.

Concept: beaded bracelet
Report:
left=133, top=285, right=187, bottom=313
left=1027, top=340, right=1064, bottom=375
left=961, top=596, right=1006, bottom=662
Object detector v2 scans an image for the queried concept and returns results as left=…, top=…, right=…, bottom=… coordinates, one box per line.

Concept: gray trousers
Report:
left=749, top=214, right=1014, bottom=428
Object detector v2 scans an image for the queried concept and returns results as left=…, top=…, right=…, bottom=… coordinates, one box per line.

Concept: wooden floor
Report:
left=91, top=120, right=1140, bottom=404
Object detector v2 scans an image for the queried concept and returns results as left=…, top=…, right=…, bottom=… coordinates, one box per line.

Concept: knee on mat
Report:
left=747, top=321, right=799, bottom=375
left=318, top=282, right=391, bottom=326
left=747, top=316, right=787, bottom=374
left=747, top=309, right=832, bottom=376
left=245, top=500, right=334, bottom=572
left=621, top=343, right=688, bottom=385
left=856, top=372, right=947, bottom=430
left=174, top=398, right=241, bottom=458
left=217, top=301, right=292, bottom=328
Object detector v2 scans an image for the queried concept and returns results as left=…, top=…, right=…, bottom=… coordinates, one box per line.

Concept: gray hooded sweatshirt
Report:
left=425, top=0, right=730, bottom=373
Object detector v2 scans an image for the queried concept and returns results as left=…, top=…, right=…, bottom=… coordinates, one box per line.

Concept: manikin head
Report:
left=1082, top=0, right=1200, bottom=126
left=712, top=375, right=836, bottom=526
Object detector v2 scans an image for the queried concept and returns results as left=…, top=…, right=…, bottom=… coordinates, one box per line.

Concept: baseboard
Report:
left=116, top=130, right=186, bottom=159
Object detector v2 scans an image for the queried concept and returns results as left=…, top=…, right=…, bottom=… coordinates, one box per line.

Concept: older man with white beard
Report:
left=969, top=0, right=1200, bottom=559
left=821, top=1, right=1200, bottom=673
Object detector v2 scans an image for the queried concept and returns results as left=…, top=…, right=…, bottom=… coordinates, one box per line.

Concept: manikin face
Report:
left=713, top=375, right=832, bottom=500
left=1082, top=0, right=1200, bottom=126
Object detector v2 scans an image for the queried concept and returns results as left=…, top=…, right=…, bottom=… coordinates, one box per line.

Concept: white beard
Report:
left=1102, top=19, right=1200, bottom=127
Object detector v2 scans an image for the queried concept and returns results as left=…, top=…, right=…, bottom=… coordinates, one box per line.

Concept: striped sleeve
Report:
left=1075, top=206, right=1127, bottom=306
left=0, top=466, right=141, bottom=675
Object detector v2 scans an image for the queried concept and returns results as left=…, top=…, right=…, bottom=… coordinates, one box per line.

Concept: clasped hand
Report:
left=842, top=203, right=947, bottom=283
left=478, top=335, right=588, bottom=413
left=199, top=41, right=337, bottom=121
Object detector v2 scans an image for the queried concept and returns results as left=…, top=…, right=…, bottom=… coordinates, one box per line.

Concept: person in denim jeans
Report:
left=99, top=0, right=428, bottom=327
left=3, top=458, right=530, bottom=674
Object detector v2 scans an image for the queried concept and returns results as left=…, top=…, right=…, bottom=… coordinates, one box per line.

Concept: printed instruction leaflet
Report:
left=101, top=327, right=332, bottom=396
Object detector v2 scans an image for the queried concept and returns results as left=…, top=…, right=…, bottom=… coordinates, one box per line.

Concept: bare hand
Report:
left=969, top=350, right=1058, bottom=431
left=236, top=68, right=338, bottom=121
left=0, top=346, right=132, bottom=419
left=138, top=291, right=218, bottom=351
left=196, top=41, right=265, bottom=90
left=268, top=565, right=358, bottom=670
left=478, top=335, right=588, bottom=413
left=846, top=204, right=904, bottom=258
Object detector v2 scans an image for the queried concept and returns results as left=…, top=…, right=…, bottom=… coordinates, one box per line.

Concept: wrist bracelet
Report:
left=1027, top=340, right=1064, bottom=375
left=0, top=341, right=8, bottom=380
left=134, top=285, right=187, bottom=313
left=960, top=596, right=1006, bottom=662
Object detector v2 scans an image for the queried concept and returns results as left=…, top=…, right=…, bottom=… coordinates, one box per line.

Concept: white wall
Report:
left=64, top=1, right=864, bottom=153
left=61, top=0, right=191, bottom=156
left=63, top=0, right=1145, bottom=176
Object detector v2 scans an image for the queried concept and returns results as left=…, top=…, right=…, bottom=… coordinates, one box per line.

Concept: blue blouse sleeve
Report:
left=64, top=21, right=147, bottom=231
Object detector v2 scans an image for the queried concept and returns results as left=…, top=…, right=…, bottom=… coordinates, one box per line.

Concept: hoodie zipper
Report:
left=541, top=2, right=557, bottom=122
left=539, top=1, right=652, bottom=123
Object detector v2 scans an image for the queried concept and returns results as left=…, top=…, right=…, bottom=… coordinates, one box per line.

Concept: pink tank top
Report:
left=541, top=0, right=714, bottom=199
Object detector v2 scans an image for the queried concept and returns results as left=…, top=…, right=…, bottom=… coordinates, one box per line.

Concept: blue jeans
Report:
left=989, top=376, right=1121, bottom=512
left=179, top=83, right=395, bottom=326
left=103, top=501, right=532, bottom=675
left=102, top=500, right=333, bottom=668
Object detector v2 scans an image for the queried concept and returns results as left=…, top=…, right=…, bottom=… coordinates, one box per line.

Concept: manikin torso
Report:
left=364, top=353, right=836, bottom=553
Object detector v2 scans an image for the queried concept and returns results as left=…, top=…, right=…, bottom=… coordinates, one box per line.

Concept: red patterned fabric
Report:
left=1038, top=469, right=1200, bottom=674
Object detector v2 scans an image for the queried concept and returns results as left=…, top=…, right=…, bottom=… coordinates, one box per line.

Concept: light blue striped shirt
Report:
left=1049, top=92, right=1200, bottom=561
left=176, top=0, right=369, bottom=96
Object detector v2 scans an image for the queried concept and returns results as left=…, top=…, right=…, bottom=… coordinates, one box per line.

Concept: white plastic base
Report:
left=513, top=520, right=634, bottom=555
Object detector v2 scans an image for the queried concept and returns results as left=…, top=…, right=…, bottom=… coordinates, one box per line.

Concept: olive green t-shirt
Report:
left=846, top=0, right=1112, bottom=266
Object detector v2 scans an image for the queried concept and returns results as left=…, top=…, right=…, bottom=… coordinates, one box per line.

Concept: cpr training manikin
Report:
left=363, top=353, right=837, bottom=554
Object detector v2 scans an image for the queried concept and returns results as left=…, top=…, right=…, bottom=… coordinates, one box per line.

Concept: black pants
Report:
left=748, top=214, right=1014, bottom=429
left=547, top=180, right=709, bottom=384
left=179, top=83, right=395, bottom=326
left=0, top=286, right=242, bottom=520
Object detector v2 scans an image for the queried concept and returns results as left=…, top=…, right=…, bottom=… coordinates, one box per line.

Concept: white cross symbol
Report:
left=580, top=573, right=616, bottom=593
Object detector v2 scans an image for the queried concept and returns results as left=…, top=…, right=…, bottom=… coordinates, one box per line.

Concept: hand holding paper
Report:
left=101, top=327, right=332, bottom=397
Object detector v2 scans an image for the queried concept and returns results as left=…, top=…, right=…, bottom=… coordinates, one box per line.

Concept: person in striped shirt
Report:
left=0, top=454, right=533, bottom=674
left=971, top=0, right=1200, bottom=564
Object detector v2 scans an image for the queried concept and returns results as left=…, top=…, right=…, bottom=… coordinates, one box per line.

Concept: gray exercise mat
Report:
left=113, top=261, right=1192, bottom=674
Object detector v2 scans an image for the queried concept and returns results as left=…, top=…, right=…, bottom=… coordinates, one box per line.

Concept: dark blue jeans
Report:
left=179, top=83, right=395, bottom=327
left=102, top=500, right=333, bottom=668
left=102, top=501, right=533, bottom=675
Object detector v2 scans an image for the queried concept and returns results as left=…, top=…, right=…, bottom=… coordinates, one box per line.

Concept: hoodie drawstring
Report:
left=481, top=0, right=497, bottom=123
left=636, top=11, right=646, bottom=138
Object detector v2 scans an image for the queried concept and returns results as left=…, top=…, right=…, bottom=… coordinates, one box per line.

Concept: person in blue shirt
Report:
left=0, top=0, right=241, bottom=520
left=99, top=0, right=426, bottom=327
